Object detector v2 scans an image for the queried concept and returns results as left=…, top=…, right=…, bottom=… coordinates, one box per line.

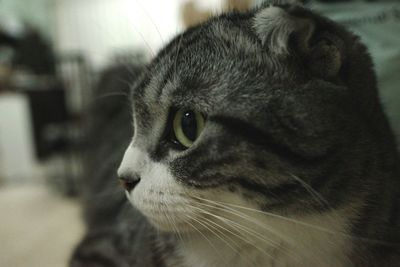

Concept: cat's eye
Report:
left=172, top=109, right=205, bottom=148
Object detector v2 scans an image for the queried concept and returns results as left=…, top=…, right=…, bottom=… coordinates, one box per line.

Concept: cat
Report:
left=70, top=3, right=400, bottom=267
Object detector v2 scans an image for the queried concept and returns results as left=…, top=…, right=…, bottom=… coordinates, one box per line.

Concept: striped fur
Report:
left=71, top=4, right=400, bottom=267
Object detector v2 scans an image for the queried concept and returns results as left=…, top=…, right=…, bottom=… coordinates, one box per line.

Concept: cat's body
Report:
left=71, top=3, right=400, bottom=267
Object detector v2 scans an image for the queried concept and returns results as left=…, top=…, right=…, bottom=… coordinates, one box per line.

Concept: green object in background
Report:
left=311, top=2, right=400, bottom=145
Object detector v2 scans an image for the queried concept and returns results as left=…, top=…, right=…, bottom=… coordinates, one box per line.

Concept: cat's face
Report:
left=118, top=6, right=365, bottom=233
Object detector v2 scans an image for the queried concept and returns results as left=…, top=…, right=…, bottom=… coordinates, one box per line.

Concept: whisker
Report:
left=288, top=172, right=331, bottom=209
left=113, top=77, right=135, bottom=90
left=90, top=92, right=130, bottom=102
left=172, top=215, right=186, bottom=244
left=192, top=196, right=296, bottom=245
left=127, top=20, right=156, bottom=58
left=181, top=214, right=225, bottom=261
left=195, top=195, right=336, bottom=231
left=189, top=203, right=281, bottom=247
left=173, top=31, right=184, bottom=83
left=133, top=0, right=164, bottom=44
left=187, top=204, right=288, bottom=263
left=193, top=195, right=398, bottom=246
left=188, top=200, right=302, bottom=262
left=190, top=213, right=242, bottom=250
left=185, top=213, right=256, bottom=266
left=160, top=200, right=183, bottom=243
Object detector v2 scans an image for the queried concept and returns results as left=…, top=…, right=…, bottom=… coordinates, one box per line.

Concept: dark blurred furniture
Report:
left=0, top=31, right=18, bottom=47
left=13, top=29, right=56, bottom=75
left=22, top=84, right=69, bottom=159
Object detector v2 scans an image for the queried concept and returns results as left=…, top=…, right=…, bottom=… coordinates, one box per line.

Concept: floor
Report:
left=0, top=185, right=85, bottom=267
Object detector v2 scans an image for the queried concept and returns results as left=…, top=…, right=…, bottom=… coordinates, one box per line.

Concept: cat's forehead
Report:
left=132, top=15, right=293, bottom=117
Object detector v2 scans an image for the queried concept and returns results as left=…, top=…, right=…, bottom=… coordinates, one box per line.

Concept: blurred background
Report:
left=0, top=0, right=399, bottom=266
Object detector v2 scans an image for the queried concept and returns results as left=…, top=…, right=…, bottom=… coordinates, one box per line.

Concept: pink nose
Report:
left=119, top=175, right=140, bottom=191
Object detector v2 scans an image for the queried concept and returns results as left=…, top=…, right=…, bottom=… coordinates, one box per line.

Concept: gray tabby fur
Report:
left=71, top=3, right=400, bottom=267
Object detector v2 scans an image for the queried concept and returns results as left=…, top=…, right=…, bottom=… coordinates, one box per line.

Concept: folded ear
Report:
left=253, top=5, right=344, bottom=78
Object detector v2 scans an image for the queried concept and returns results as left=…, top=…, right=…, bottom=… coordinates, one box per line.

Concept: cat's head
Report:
left=118, top=4, right=377, bottom=233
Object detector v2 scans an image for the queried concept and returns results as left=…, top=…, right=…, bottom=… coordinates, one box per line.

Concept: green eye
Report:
left=173, top=109, right=205, bottom=148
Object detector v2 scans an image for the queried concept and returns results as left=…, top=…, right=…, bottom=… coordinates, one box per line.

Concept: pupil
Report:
left=181, top=111, right=197, bottom=141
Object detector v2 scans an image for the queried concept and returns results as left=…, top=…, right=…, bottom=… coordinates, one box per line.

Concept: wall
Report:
left=51, top=0, right=224, bottom=68
left=52, top=0, right=180, bottom=68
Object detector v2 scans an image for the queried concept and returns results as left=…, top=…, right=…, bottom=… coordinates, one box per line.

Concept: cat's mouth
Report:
left=128, top=188, right=202, bottom=233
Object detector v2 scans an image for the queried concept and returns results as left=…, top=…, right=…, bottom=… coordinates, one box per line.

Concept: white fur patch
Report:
left=178, top=194, right=353, bottom=267
left=117, top=144, right=147, bottom=178
left=121, top=147, right=200, bottom=231
left=119, top=144, right=353, bottom=267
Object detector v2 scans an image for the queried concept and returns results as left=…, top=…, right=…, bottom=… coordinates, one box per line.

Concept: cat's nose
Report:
left=119, top=174, right=141, bottom=192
